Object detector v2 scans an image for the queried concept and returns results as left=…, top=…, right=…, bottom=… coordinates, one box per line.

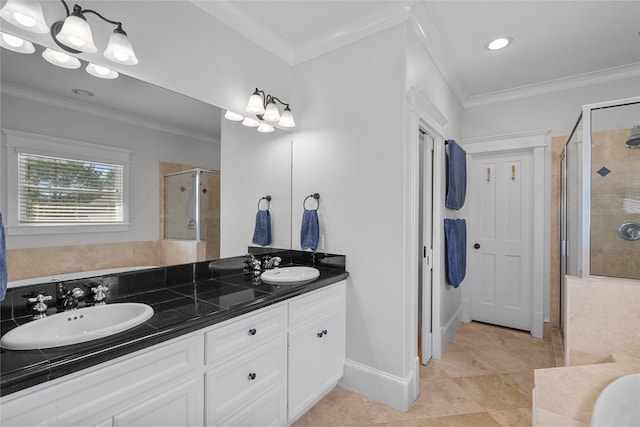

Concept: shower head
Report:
left=626, top=124, right=640, bottom=149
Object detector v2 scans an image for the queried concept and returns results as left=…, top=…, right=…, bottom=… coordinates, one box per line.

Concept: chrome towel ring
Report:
left=258, top=195, right=271, bottom=211
left=303, top=193, right=320, bottom=210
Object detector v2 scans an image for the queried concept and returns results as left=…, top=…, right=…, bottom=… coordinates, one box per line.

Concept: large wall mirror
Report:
left=1, top=35, right=292, bottom=281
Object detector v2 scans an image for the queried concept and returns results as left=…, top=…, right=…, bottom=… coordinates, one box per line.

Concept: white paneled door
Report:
left=469, top=151, right=533, bottom=331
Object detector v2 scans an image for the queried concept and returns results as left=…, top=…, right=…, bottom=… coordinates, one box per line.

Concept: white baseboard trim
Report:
left=441, top=305, right=463, bottom=354
left=339, top=358, right=418, bottom=412
left=531, top=310, right=544, bottom=339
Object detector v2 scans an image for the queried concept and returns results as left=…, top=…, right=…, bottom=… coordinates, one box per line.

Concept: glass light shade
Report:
left=242, top=117, right=260, bottom=127
left=86, top=63, right=118, bottom=79
left=262, top=101, right=281, bottom=122
left=57, top=15, right=97, bottom=53
left=278, top=107, right=295, bottom=128
left=224, top=111, right=244, bottom=121
left=0, top=32, right=35, bottom=54
left=42, top=48, right=81, bottom=69
left=246, top=93, right=265, bottom=115
left=257, top=123, right=275, bottom=133
left=104, top=30, right=138, bottom=65
left=0, top=0, right=48, bottom=33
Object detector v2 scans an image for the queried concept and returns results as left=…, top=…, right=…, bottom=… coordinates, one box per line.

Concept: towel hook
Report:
left=257, top=195, right=271, bottom=211
left=303, top=193, right=320, bottom=210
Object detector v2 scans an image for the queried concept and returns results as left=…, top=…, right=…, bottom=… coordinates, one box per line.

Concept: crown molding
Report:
left=190, top=0, right=294, bottom=65
left=464, top=63, right=640, bottom=109
left=293, top=2, right=413, bottom=65
left=1, top=82, right=220, bottom=145
left=408, top=2, right=467, bottom=105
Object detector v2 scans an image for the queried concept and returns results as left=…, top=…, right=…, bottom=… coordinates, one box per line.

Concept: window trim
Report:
left=3, top=128, right=132, bottom=235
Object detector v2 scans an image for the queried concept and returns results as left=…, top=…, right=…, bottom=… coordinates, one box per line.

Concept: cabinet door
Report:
left=288, top=321, right=321, bottom=421
left=113, top=375, right=204, bottom=427
left=318, top=309, right=346, bottom=391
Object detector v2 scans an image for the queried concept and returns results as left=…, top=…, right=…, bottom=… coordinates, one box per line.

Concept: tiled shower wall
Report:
left=590, top=129, right=640, bottom=280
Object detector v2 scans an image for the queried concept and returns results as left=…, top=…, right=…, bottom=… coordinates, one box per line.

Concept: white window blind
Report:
left=18, top=153, right=124, bottom=224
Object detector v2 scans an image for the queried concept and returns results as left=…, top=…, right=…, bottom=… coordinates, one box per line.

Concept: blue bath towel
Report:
left=300, top=209, right=319, bottom=252
left=0, top=212, right=7, bottom=301
left=251, top=210, right=272, bottom=246
left=445, top=140, right=467, bottom=210
left=444, top=219, right=466, bottom=288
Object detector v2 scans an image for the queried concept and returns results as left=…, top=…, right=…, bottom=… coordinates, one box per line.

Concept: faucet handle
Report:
left=26, top=293, right=53, bottom=304
left=24, top=292, right=52, bottom=319
left=91, top=283, right=109, bottom=304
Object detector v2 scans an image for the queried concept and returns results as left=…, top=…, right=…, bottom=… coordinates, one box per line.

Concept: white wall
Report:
left=1, top=93, right=219, bottom=249
left=292, top=24, right=408, bottom=403
left=463, top=77, right=640, bottom=139
left=220, top=121, right=292, bottom=256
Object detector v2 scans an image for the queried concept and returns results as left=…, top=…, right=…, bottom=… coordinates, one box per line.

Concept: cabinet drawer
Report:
left=289, top=281, right=346, bottom=328
left=218, top=382, right=286, bottom=427
left=205, top=304, right=286, bottom=365
left=205, top=336, right=286, bottom=424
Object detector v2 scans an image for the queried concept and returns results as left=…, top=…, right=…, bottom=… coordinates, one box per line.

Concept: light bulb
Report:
left=257, top=123, right=275, bottom=133
left=486, top=37, right=512, bottom=51
left=278, top=107, right=295, bottom=128
left=57, top=14, right=97, bottom=53
left=0, top=32, right=34, bottom=54
left=224, top=111, right=244, bottom=121
left=242, top=117, right=260, bottom=127
left=104, top=28, right=138, bottom=65
left=0, top=0, right=48, bottom=33
left=42, top=48, right=81, bottom=69
left=86, top=63, right=119, bottom=79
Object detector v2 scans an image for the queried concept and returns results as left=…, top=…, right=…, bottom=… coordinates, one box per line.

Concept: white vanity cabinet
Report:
left=0, top=334, right=205, bottom=427
left=0, top=280, right=346, bottom=427
left=287, top=283, right=346, bottom=423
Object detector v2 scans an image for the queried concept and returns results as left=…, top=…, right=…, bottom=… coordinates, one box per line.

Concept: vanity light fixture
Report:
left=486, top=37, right=513, bottom=51
left=245, top=88, right=296, bottom=128
left=0, top=31, right=35, bottom=54
left=0, top=0, right=138, bottom=66
left=242, top=117, right=260, bottom=128
left=257, top=122, right=275, bottom=133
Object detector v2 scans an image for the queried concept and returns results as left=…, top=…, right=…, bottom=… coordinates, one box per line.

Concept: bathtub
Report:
left=8, top=267, right=158, bottom=289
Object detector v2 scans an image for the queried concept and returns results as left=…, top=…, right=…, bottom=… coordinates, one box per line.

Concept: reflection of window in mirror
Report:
left=4, top=129, right=131, bottom=235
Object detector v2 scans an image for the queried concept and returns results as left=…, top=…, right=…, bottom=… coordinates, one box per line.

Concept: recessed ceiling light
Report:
left=486, top=37, right=513, bottom=51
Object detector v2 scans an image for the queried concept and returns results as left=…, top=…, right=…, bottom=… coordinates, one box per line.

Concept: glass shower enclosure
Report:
left=164, top=168, right=220, bottom=259
left=559, top=97, right=640, bottom=333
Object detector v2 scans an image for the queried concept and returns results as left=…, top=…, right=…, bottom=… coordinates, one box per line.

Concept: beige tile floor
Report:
left=293, top=321, right=564, bottom=427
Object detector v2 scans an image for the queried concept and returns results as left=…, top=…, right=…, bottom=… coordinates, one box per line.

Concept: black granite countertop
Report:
left=0, top=250, right=348, bottom=397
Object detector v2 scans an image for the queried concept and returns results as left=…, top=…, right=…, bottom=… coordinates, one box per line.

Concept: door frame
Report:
left=462, top=130, right=549, bottom=338
left=407, top=87, right=446, bottom=398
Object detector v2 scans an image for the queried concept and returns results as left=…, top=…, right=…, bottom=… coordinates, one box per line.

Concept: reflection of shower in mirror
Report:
left=164, top=168, right=220, bottom=258
left=626, top=124, right=640, bottom=149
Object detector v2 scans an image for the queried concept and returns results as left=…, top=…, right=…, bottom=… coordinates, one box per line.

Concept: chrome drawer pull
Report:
left=248, top=328, right=257, bottom=336
left=248, top=372, right=257, bottom=381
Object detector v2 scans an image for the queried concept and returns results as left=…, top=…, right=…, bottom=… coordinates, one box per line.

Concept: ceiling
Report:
left=195, top=0, right=640, bottom=105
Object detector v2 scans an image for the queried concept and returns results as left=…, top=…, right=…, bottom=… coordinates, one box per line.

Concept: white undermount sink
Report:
left=260, top=266, right=320, bottom=285
left=0, top=303, right=154, bottom=350
left=591, top=373, right=640, bottom=426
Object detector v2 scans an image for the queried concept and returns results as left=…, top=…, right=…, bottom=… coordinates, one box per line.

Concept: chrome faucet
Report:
left=25, top=292, right=53, bottom=320
left=57, top=284, right=85, bottom=311
left=263, top=256, right=282, bottom=269
left=90, top=283, right=109, bottom=306
left=243, top=254, right=262, bottom=277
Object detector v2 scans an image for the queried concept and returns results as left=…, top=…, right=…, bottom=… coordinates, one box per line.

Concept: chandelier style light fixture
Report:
left=0, top=0, right=138, bottom=79
left=224, top=88, right=296, bottom=133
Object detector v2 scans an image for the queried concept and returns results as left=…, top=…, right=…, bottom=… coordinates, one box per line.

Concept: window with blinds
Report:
left=17, top=153, right=124, bottom=224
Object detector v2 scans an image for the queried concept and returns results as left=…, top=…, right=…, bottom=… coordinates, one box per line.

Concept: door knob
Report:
left=473, top=243, right=480, bottom=249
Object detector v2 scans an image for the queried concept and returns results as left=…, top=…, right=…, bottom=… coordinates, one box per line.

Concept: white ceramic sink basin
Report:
left=260, top=266, right=320, bottom=285
left=591, top=373, right=640, bottom=426
left=0, top=303, right=154, bottom=350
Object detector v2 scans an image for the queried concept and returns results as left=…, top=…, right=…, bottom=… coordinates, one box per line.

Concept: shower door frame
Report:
left=579, top=96, right=640, bottom=277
